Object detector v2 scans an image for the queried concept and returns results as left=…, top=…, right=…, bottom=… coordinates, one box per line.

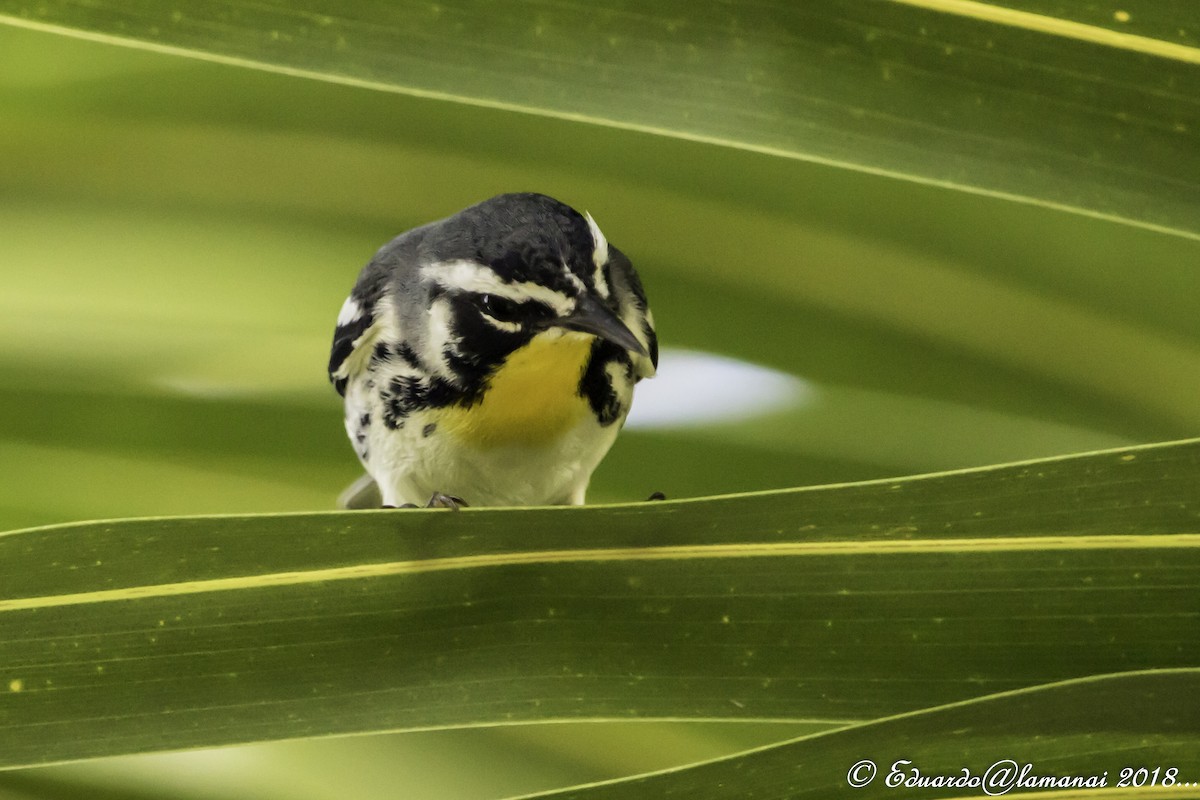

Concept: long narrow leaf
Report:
left=2, top=439, right=1198, bottom=768
left=513, top=670, right=1200, bottom=799
left=0, top=1, right=1196, bottom=238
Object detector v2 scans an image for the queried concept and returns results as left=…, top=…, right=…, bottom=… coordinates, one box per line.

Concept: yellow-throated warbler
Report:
left=328, top=193, right=657, bottom=508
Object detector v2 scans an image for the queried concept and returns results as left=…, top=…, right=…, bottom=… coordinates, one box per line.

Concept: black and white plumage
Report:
left=328, top=193, right=657, bottom=507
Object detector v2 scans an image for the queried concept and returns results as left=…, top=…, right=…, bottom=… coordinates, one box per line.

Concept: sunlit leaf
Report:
left=517, top=670, right=1200, bottom=799
left=2, top=440, right=1198, bottom=769
left=4, top=22, right=1200, bottom=535
left=0, top=1, right=1196, bottom=237
left=0, top=5, right=1197, bottom=797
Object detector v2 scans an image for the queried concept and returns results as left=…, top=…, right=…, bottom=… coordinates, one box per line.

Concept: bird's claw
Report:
left=381, top=493, right=468, bottom=510
left=426, top=492, right=468, bottom=510
left=646, top=491, right=666, bottom=502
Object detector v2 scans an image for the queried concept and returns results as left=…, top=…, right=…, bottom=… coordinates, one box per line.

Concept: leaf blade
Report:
left=0, top=1, right=1196, bottom=238
left=512, top=669, right=1200, bottom=799
left=2, top=440, right=1199, bottom=768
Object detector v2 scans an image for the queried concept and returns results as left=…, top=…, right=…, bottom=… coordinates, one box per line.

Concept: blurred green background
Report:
left=4, top=22, right=1199, bottom=533
left=2, top=6, right=1199, bottom=797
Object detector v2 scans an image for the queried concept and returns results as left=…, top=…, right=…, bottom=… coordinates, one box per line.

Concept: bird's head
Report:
left=407, top=193, right=657, bottom=387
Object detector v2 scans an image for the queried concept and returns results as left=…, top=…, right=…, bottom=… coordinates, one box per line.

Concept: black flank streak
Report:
left=423, top=423, right=437, bottom=438
left=444, top=349, right=493, bottom=399
left=383, top=375, right=466, bottom=430
left=426, top=377, right=462, bottom=407
left=383, top=376, right=417, bottom=430
left=396, top=343, right=421, bottom=369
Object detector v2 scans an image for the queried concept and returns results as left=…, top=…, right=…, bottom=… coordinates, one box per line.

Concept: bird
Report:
left=327, top=193, right=657, bottom=508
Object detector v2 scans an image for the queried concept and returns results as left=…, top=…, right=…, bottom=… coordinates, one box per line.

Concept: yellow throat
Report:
left=439, top=330, right=594, bottom=448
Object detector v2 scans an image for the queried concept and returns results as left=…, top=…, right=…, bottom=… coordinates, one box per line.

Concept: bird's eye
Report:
left=478, top=294, right=523, bottom=323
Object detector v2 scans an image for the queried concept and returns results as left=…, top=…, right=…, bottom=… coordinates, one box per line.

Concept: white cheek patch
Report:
left=584, top=212, right=611, bottom=300
left=337, top=296, right=362, bottom=326
left=425, top=296, right=460, bottom=380
left=422, top=259, right=573, bottom=316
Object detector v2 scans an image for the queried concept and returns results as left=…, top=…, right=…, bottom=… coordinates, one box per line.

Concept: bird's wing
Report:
left=328, top=298, right=377, bottom=397
left=328, top=263, right=391, bottom=397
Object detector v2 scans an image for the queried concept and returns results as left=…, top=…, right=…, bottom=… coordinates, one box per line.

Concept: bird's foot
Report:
left=381, top=493, right=468, bottom=510
left=646, top=491, right=667, bottom=502
left=426, top=492, right=468, bottom=510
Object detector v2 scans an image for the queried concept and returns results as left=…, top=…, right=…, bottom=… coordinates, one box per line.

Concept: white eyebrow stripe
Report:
left=421, top=259, right=574, bottom=315
left=584, top=212, right=611, bottom=299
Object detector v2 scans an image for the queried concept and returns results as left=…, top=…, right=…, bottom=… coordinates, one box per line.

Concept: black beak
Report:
left=556, top=294, right=648, bottom=358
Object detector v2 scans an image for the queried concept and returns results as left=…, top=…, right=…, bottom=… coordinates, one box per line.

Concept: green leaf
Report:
left=0, top=1, right=1196, bottom=238
left=516, top=670, right=1200, bottom=799
left=2, top=439, right=1198, bottom=769
left=1, top=6, right=1197, bottom=797
left=4, top=18, right=1200, bottom=533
